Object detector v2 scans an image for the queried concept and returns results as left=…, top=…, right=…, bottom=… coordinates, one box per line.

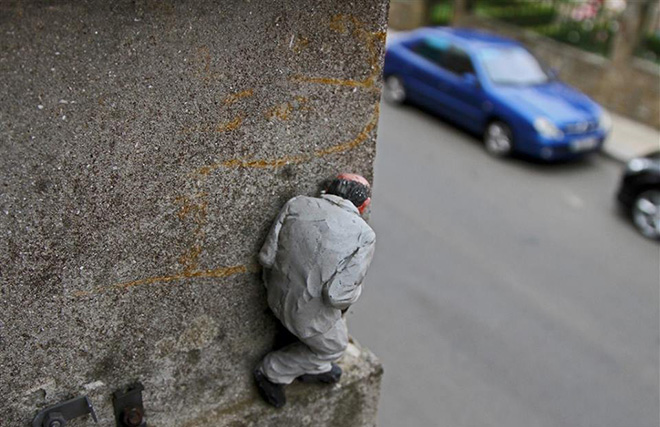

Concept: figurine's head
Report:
left=326, top=173, right=371, bottom=214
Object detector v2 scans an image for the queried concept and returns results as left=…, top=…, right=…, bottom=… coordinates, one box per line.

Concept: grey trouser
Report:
left=259, top=318, right=348, bottom=385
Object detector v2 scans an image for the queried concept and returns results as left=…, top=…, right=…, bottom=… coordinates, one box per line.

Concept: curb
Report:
left=600, top=148, right=628, bottom=164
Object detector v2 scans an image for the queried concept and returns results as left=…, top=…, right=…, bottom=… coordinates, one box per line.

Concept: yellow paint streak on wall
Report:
left=73, top=265, right=250, bottom=297
left=196, top=164, right=215, bottom=176
left=315, top=103, right=379, bottom=156
left=223, top=89, right=254, bottom=106
left=196, top=102, right=379, bottom=175
left=174, top=193, right=208, bottom=273
left=265, top=102, right=294, bottom=121
left=294, top=15, right=386, bottom=92
left=178, top=245, right=202, bottom=274
left=194, top=46, right=218, bottom=82
left=265, top=97, right=309, bottom=121
left=117, top=265, right=248, bottom=289
left=293, top=76, right=369, bottom=88
left=175, top=194, right=208, bottom=223
left=215, top=116, right=243, bottom=132
left=329, top=14, right=348, bottom=33
left=293, top=36, right=310, bottom=54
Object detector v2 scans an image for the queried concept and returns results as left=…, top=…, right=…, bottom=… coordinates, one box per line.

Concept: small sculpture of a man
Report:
left=254, top=173, right=376, bottom=408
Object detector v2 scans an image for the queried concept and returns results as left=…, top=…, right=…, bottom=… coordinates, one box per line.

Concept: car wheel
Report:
left=383, top=75, right=407, bottom=104
left=484, top=121, right=513, bottom=157
left=632, top=189, right=660, bottom=240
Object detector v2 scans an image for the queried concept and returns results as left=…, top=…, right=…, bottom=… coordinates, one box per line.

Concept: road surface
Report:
left=350, top=101, right=659, bottom=427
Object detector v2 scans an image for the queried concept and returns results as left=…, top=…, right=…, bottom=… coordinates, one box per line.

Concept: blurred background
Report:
left=349, top=1, right=660, bottom=426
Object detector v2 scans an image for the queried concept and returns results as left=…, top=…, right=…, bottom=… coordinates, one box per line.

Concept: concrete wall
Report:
left=388, top=0, right=428, bottom=30
left=0, top=1, right=387, bottom=425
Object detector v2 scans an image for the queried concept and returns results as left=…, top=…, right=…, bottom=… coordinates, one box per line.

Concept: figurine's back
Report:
left=261, top=194, right=375, bottom=339
left=254, top=175, right=376, bottom=408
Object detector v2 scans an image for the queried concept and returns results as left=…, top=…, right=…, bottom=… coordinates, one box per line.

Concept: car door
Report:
left=401, top=37, right=456, bottom=116
left=439, top=45, right=487, bottom=131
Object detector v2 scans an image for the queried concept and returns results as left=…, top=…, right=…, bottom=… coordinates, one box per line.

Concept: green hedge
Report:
left=636, top=32, right=660, bottom=64
left=475, top=2, right=557, bottom=27
left=430, top=3, right=454, bottom=26
left=536, top=21, right=614, bottom=57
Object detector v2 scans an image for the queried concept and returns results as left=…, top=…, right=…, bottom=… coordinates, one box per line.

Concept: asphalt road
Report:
left=349, top=101, right=659, bottom=427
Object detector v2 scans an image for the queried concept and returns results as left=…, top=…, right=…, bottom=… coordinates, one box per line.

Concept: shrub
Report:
left=636, top=32, right=660, bottom=63
left=535, top=21, right=615, bottom=57
left=475, top=2, right=557, bottom=27
left=430, top=3, right=454, bottom=26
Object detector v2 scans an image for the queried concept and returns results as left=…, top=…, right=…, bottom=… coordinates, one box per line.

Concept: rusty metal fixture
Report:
left=32, top=396, right=97, bottom=427
left=122, top=406, right=144, bottom=427
left=113, top=383, right=146, bottom=427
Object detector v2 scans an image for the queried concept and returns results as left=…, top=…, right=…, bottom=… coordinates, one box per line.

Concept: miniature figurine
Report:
left=254, top=173, right=376, bottom=408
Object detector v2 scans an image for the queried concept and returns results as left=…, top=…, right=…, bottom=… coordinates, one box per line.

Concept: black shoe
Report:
left=297, top=363, right=342, bottom=384
left=254, top=369, right=286, bottom=408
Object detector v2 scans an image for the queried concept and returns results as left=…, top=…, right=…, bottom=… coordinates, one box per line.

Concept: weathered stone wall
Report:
left=0, top=1, right=387, bottom=425
left=388, top=0, right=428, bottom=30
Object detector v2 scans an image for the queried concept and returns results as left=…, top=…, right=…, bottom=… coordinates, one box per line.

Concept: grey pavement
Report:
left=349, top=100, right=659, bottom=427
left=605, top=112, right=659, bottom=162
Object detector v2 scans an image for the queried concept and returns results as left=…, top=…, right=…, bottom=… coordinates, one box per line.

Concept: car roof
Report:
left=412, top=27, right=521, bottom=50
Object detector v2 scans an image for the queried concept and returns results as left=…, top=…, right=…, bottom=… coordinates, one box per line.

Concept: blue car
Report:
left=383, top=28, right=611, bottom=160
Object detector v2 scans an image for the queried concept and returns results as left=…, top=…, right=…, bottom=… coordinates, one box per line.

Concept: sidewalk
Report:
left=602, top=112, right=659, bottom=162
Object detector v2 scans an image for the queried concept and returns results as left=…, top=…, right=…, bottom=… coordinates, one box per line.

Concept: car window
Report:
left=411, top=37, right=449, bottom=69
left=411, top=37, right=475, bottom=76
left=479, top=47, right=550, bottom=85
left=443, top=46, right=475, bottom=76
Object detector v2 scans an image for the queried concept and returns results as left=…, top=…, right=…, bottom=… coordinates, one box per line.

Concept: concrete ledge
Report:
left=180, top=341, right=383, bottom=427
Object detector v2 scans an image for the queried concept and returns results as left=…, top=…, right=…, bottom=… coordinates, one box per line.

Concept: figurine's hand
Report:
left=322, top=230, right=375, bottom=310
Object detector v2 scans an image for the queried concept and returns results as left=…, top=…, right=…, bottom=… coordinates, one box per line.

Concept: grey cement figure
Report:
left=254, top=174, right=376, bottom=408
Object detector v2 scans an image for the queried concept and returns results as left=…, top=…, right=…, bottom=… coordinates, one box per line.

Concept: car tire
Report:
left=631, top=189, right=660, bottom=240
left=484, top=121, right=514, bottom=158
left=383, top=75, right=407, bottom=104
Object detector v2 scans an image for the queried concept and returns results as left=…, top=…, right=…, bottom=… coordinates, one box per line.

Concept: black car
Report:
left=617, top=151, right=660, bottom=240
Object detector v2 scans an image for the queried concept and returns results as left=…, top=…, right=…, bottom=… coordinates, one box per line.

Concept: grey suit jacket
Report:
left=259, top=194, right=376, bottom=338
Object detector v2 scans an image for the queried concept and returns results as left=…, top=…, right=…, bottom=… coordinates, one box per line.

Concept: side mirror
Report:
left=463, top=73, right=479, bottom=88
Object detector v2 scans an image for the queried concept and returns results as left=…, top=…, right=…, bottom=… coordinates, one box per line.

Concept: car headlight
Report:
left=598, top=110, right=612, bottom=131
left=626, top=158, right=652, bottom=173
left=534, top=117, right=563, bottom=139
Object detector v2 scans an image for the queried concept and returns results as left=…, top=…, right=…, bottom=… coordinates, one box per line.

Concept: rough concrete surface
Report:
left=183, top=341, right=383, bottom=427
left=0, top=1, right=387, bottom=425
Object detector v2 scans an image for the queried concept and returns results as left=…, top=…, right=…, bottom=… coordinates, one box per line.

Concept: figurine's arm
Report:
left=323, top=230, right=376, bottom=310
left=258, top=198, right=295, bottom=269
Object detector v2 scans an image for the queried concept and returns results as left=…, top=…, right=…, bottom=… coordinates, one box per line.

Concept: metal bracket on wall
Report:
left=32, top=396, right=98, bottom=427
left=113, top=382, right=147, bottom=427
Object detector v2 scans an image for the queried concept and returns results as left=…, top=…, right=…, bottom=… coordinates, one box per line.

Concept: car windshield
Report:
left=479, top=47, right=550, bottom=86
